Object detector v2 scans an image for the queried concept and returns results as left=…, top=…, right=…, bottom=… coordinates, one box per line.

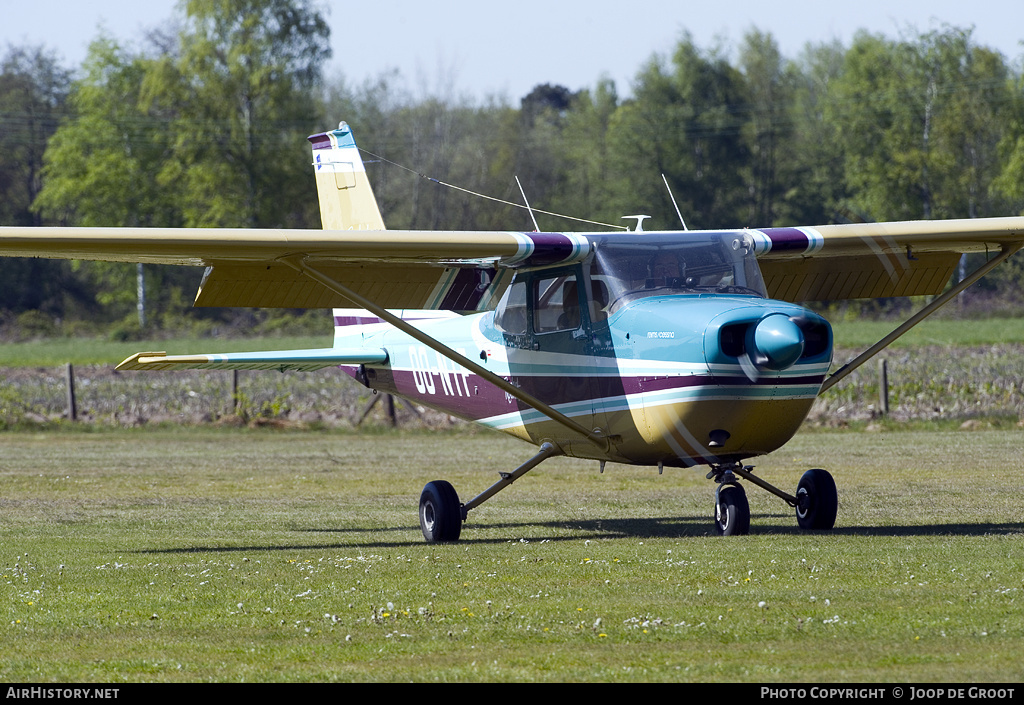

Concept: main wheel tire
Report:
left=715, top=484, right=750, bottom=536
left=795, top=468, right=838, bottom=530
left=419, top=480, right=462, bottom=543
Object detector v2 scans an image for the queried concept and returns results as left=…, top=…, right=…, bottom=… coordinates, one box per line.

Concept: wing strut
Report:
left=820, top=243, right=1022, bottom=394
left=280, top=256, right=614, bottom=452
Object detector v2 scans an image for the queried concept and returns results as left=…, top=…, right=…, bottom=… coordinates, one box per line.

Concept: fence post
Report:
left=878, top=359, right=889, bottom=416
left=386, top=394, right=396, bottom=426
left=65, top=363, right=77, bottom=421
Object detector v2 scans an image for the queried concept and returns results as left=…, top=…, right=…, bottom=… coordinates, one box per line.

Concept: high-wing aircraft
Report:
left=3, top=122, right=1024, bottom=542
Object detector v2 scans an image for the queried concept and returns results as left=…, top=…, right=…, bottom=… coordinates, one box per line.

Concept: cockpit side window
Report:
left=494, top=269, right=588, bottom=336
left=588, top=278, right=610, bottom=323
left=534, top=273, right=580, bottom=333
left=494, top=280, right=528, bottom=334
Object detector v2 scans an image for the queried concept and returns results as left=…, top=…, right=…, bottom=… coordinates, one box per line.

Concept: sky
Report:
left=4, top=0, right=1023, bottom=101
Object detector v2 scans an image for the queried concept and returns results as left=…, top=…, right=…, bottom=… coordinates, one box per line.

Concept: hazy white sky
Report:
left=4, top=0, right=1022, bottom=100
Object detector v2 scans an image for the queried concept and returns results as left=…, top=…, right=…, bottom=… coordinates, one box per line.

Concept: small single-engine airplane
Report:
left=3, top=122, right=1024, bottom=541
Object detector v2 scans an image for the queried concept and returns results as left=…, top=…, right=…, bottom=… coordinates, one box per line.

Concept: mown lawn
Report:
left=0, top=335, right=332, bottom=367
left=3, top=316, right=1024, bottom=368
left=1, top=427, right=1021, bottom=682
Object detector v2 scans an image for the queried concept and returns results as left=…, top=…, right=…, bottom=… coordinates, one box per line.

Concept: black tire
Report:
left=419, top=480, right=462, bottom=543
left=795, top=468, right=838, bottom=530
left=715, top=484, right=750, bottom=536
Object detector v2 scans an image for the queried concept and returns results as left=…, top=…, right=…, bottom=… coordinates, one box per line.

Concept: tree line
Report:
left=2, top=0, right=1024, bottom=338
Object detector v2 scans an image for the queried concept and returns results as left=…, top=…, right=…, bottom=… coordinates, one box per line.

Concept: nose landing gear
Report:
left=715, top=483, right=751, bottom=536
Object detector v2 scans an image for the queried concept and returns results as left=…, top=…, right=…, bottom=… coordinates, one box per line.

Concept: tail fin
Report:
left=308, top=122, right=385, bottom=231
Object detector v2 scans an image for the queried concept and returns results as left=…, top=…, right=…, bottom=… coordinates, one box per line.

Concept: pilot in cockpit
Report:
left=648, top=252, right=686, bottom=288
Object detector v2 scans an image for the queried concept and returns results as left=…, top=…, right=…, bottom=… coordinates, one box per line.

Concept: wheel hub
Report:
left=796, top=488, right=810, bottom=516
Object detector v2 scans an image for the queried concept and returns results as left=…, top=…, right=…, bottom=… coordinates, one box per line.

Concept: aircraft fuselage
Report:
left=341, top=288, right=832, bottom=469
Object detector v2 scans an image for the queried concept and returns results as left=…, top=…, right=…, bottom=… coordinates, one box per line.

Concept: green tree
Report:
left=32, top=38, right=180, bottom=325
left=0, top=45, right=83, bottom=318
left=833, top=27, right=1014, bottom=222
left=991, top=61, right=1024, bottom=212
left=34, top=38, right=175, bottom=229
left=739, top=30, right=797, bottom=227
left=610, top=36, right=750, bottom=230
left=779, top=40, right=849, bottom=225
left=0, top=45, right=71, bottom=227
left=152, top=0, right=330, bottom=229
left=31, top=1, right=331, bottom=331
left=547, top=77, right=621, bottom=229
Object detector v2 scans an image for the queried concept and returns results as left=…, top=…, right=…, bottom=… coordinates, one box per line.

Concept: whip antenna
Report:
left=515, top=176, right=541, bottom=232
left=662, top=173, right=688, bottom=230
left=359, top=147, right=627, bottom=230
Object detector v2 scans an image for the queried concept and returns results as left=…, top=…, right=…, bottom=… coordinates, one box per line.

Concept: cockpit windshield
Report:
left=588, top=231, right=766, bottom=313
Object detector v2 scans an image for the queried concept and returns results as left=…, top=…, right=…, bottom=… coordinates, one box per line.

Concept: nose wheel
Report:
left=715, top=483, right=750, bottom=536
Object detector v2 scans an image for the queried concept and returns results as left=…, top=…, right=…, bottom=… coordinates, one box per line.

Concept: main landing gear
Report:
left=708, top=463, right=838, bottom=535
left=417, top=447, right=837, bottom=542
left=417, top=442, right=561, bottom=543
left=419, top=480, right=463, bottom=542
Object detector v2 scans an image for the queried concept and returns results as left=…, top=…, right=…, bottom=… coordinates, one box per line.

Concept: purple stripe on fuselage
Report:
left=335, top=315, right=383, bottom=326
left=383, top=368, right=510, bottom=421
left=633, top=373, right=826, bottom=393
left=761, top=228, right=811, bottom=253
left=620, top=375, right=703, bottom=396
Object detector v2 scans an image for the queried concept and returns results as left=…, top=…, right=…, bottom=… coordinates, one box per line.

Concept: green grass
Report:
left=0, top=335, right=332, bottom=367
left=3, top=315, right=1024, bottom=368
left=828, top=316, right=1024, bottom=348
left=1, top=427, right=1022, bottom=682
left=1, top=316, right=1023, bottom=367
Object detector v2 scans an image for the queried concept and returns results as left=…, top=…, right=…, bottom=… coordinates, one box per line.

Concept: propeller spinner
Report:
left=738, top=314, right=806, bottom=381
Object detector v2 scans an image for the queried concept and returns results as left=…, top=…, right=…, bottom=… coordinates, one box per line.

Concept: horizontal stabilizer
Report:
left=116, top=347, right=388, bottom=372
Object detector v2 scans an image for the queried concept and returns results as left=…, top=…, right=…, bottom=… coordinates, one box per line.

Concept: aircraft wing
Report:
left=4, top=216, right=1024, bottom=309
left=115, top=347, right=388, bottom=372
left=0, top=227, right=590, bottom=311
left=752, top=217, right=1024, bottom=301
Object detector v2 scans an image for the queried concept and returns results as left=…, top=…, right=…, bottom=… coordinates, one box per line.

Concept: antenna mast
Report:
left=662, top=173, right=688, bottom=231
left=515, top=176, right=541, bottom=232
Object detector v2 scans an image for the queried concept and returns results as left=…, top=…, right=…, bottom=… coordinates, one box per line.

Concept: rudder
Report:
left=308, top=122, right=385, bottom=231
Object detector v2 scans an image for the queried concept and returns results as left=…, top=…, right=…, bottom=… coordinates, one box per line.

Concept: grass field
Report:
left=3, top=316, right=1024, bottom=367
left=1, top=427, right=1022, bottom=682
left=827, top=315, right=1024, bottom=348
left=0, top=335, right=332, bottom=368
